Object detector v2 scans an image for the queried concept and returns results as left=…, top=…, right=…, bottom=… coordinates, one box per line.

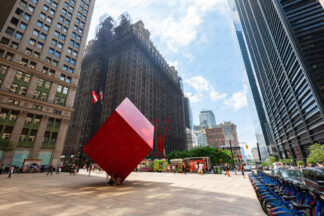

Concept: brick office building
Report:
left=0, top=0, right=95, bottom=167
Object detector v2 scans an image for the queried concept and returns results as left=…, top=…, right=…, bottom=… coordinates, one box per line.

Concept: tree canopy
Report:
left=307, top=143, right=324, bottom=165
left=167, top=146, right=232, bottom=165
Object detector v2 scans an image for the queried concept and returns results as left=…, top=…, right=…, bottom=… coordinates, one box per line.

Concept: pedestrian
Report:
left=242, top=166, right=245, bottom=178
left=88, top=163, right=92, bottom=176
left=0, top=164, right=3, bottom=175
left=226, top=164, right=231, bottom=177
left=47, top=165, right=53, bottom=175
left=74, top=165, right=78, bottom=175
left=198, top=162, right=203, bottom=175
left=8, top=166, right=14, bottom=178
left=195, top=163, right=199, bottom=174
left=70, top=164, right=75, bottom=176
left=56, top=164, right=60, bottom=174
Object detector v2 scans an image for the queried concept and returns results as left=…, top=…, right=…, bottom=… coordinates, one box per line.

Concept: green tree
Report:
left=262, top=161, right=269, bottom=167
left=297, top=161, right=304, bottom=167
left=279, top=159, right=283, bottom=163
left=285, top=159, right=292, bottom=165
left=307, top=143, right=324, bottom=165
left=268, top=156, right=276, bottom=164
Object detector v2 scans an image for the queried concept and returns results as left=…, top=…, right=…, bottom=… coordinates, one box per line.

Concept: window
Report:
left=70, top=59, right=75, bottom=65
left=39, top=12, right=46, bottom=19
left=31, top=0, right=38, bottom=4
left=71, top=0, right=76, bottom=5
left=5, top=52, right=14, bottom=61
left=70, top=40, right=74, bottom=46
left=29, top=38, right=36, bottom=46
left=28, top=5, right=34, bottom=12
left=76, top=35, right=81, bottom=41
left=8, top=99, right=20, bottom=106
left=43, top=5, right=49, bottom=11
left=76, top=18, right=80, bottom=24
left=68, top=67, right=73, bottom=73
left=62, top=8, right=67, bottom=14
left=80, top=22, right=85, bottom=28
left=75, top=43, right=79, bottom=48
left=60, top=74, right=65, bottom=81
left=54, top=51, right=60, bottom=58
left=82, top=15, right=86, bottom=21
left=59, top=16, right=64, bottom=22
left=19, top=23, right=27, bottom=30
left=15, top=8, right=24, bottom=16
left=60, top=34, right=65, bottom=41
left=62, top=65, right=68, bottom=71
left=65, top=56, right=70, bottom=63
left=24, top=13, right=31, bottom=21
left=79, top=6, right=83, bottom=11
left=46, top=17, right=52, bottom=23
left=66, top=77, right=71, bottom=83
left=32, top=29, right=39, bottom=36
left=67, top=12, right=72, bottom=18
left=25, top=48, right=32, bottom=56
left=72, top=32, right=76, bottom=38
left=63, top=26, right=68, bottom=32
left=48, top=48, right=54, bottom=55
left=10, top=41, right=19, bottom=49
left=78, top=29, right=83, bottom=34
left=20, top=58, right=28, bottom=66
left=52, top=2, right=57, bottom=8
left=51, top=39, right=57, bottom=46
left=69, top=5, right=74, bottom=11
left=36, top=42, right=43, bottom=49
left=57, top=42, right=63, bottom=49
left=49, top=9, right=55, bottom=16
left=36, top=20, right=43, bottom=28
left=54, top=31, right=59, bottom=37
left=44, top=81, right=51, bottom=89
left=43, top=24, right=49, bottom=32
left=57, top=23, right=62, bottom=29
left=5, top=27, right=15, bottom=35
left=64, top=2, right=68, bottom=7
left=65, top=19, right=70, bottom=25
left=19, top=86, right=27, bottom=96
left=40, top=92, right=48, bottom=101
left=52, top=60, right=58, bottom=66
left=11, top=17, right=19, bottom=25
left=9, top=83, right=18, bottom=93
left=40, top=33, right=46, bottom=40
left=72, top=51, right=77, bottom=57
left=67, top=48, right=72, bottom=54
left=33, top=51, right=40, bottom=58
left=33, top=90, right=40, bottom=99
left=62, top=87, right=69, bottom=94
left=15, top=32, right=23, bottom=40
left=57, top=85, right=62, bottom=92
left=77, top=12, right=81, bottom=17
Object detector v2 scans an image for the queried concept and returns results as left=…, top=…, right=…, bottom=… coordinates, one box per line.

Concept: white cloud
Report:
left=185, top=92, right=204, bottom=103
left=210, top=88, right=227, bottom=101
left=184, top=76, right=210, bottom=92
left=223, top=84, right=248, bottom=110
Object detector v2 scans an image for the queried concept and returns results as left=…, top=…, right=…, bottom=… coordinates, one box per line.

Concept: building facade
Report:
left=184, top=97, right=193, bottom=129
left=0, top=0, right=95, bottom=167
left=199, top=109, right=216, bottom=129
left=206, top=121, right=242, bottom=163
left=235, top=0, right=324, bottom=161
left=64, top=16, right=186, bottom=158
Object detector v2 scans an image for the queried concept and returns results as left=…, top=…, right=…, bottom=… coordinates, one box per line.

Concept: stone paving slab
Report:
left=0, top=172, right=265, bottom=216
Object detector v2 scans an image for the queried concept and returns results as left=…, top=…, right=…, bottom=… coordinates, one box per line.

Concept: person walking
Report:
left=242, top=166, right=245, bottom=178
left=198, top=162, right=204, bottom=175
left=8, top=166, right=14, bottom=178
left=47, top=165, right=53, bottom=175
left=56, top=164, right=60, bottom=174
left=195, top=163, right=199, bottom=174
left=88, top=163, right=92, bottom=176
left=70, top=164, right=75, bottom=176
left=226, top=164, right=230, bottom=177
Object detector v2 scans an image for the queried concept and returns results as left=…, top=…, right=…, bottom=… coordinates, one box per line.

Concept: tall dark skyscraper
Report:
left=235, top=0, right=324, bottom=161
left=184, top=97, right=192, bottom=129
left=64, top=15, right=186, bottom=157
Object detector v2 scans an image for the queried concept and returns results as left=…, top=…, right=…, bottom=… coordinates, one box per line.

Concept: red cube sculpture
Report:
left=83, top=97, right=154, bottom=183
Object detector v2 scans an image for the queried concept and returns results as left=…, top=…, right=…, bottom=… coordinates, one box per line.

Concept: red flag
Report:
left=92, top=90, right=98, bottom=103
left=100, top=90, right=103, bottom=104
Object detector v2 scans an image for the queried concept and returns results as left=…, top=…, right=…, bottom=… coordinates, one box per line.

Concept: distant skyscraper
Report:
left=199, top=109, right=216, bottom=129
left=0, top=0, right=95, bottom=167
left=235, top=0, right=324, bottom=161
left=231, top=4, right=273, bottom=159
left=184, top=97, right=193, bottom=129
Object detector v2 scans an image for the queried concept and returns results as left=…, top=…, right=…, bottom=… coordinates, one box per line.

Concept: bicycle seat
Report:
left=291, top=202, right=311, bottom=210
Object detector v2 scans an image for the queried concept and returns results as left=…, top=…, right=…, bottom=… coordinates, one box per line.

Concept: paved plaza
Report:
left=0, top=171, right=264, bottom=216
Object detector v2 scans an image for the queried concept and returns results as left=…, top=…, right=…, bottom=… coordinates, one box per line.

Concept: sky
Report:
left=86, top=0, right=259, bottom=153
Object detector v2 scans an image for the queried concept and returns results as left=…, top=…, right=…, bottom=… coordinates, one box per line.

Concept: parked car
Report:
left=244, top=165, right=252, bottom=171
left=302, top=167, right=324, bottom=192
left=278, top=168, right=303, bottom=183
